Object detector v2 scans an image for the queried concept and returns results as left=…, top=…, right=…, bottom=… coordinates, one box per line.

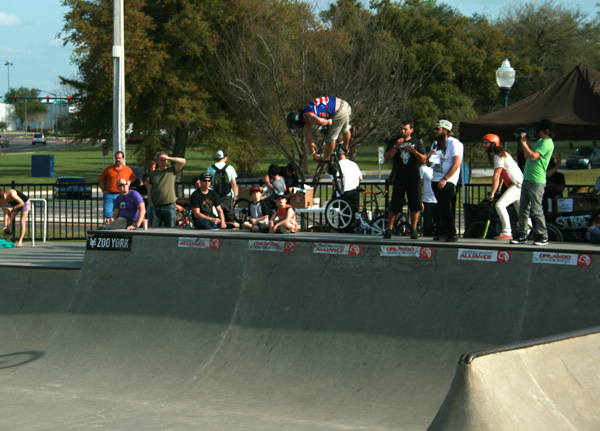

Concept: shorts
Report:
left=390, top=180, right=422, bottom=213
left=326, top=100, right=351, bottom=143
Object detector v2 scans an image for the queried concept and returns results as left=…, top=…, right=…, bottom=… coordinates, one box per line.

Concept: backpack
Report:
left=211, top=164, right=232, bottom=197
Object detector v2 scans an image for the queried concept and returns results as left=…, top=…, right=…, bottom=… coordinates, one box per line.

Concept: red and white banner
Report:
left=248, top=240, right=296, bottom=253
left=178, top=237, right=221, bottom=249
left=458, top=248, right=511, bottom=263
left=380, top=245, right=433, bottom=259
left=533, top=252, right=592, bottom=266
left=313, top=243, right=362, bottom=256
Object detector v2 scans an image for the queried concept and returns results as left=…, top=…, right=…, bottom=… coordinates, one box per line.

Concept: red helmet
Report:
left=482, top=134, right=501, bottom=146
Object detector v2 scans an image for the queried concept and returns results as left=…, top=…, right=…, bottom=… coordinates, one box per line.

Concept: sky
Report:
left=0, top=0, right=598, bottom=100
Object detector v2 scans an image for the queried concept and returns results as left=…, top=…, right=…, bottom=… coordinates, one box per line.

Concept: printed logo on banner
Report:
left=178, top=237, right=221, bottom=249
left=87, top=233, right=132, bottom=251
left=248, top=240, right=296, bottom=253
left=380, top=246, right=434, bottom=258
left=313, top=243, right=361, bottom=255
left=458, top=249, right=511, bottom=263
left=533, top=252, right=592, bottom=266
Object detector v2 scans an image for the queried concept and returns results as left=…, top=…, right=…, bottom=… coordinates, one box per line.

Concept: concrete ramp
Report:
left=0, top=231, right=599, bottom=430
left=428, top=328, right=600, bottom=431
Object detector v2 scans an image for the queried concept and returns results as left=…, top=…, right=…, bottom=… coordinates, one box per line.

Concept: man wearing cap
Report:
left=146, top=151, right=187, bottom=227
left=427, top=119, right=463, bottom=242
left=98, top=180, right=146, bottom=230
left=98, top=151, right=137, bottom=223
left=189, top=173, right=227, bottom=230
left=510, top=119, right=555, bottom=245
left=383, top=121, right=426, bottom=239
left=207, top=150, right=238, bottom=224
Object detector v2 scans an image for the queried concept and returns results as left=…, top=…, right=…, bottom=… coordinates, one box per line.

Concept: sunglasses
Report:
left=201, top=179, right=211, bottom=182
left=117, top=183, right=127, bottom=186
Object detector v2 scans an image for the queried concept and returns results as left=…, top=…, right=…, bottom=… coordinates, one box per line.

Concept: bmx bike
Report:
left=325, top=185, right=388, bottom=235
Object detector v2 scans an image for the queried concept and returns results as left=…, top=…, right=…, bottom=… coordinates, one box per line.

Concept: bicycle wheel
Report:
left=546, top=223, right=563, bottom=242
left=233, top=198, right=251, bottom=225
left=463, top=221, right=497, bottom=239
left=369, top=216, right=388, bottom=236
left=325, top=198, right=354, bottom=232
left=393, top=221, right=412, bottom=236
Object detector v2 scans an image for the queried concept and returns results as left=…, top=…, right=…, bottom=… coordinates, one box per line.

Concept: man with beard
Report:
left=383, top=121, right=426, bottom=239
left=427, top=120, right=463, bottom=242
left=482, top=134, right=524, bottom=240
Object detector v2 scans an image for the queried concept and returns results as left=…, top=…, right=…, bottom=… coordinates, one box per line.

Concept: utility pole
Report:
left=112, top=0, right=126, bottom=156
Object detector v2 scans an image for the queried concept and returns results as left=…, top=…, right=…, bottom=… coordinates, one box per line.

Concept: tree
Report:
left=60, top=0, right=239, bottom=170
left=496, top=0, right=600, bottom=101
left=3, top=88, right=48, bottom=131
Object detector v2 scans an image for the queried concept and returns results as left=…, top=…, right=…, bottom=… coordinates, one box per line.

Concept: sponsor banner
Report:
left=87, top=233, right=132, bottom=251
left=314, top=243, right=362, bottom=256
left=533, top=252, right=592, bottom=266
left=248, top=240, right=296, bottom=253
left=380, top=245, right=433, bottom=259
left=178, top=237, right=221, bottom=250
left=458, top=248, right=511, bottom=263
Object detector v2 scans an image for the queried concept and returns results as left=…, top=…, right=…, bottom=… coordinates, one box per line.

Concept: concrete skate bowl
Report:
left=0, top=232, right=598, bottom=430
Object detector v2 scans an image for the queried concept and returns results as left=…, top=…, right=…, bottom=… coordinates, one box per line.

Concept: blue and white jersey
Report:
left=303, top=97, right=337, bottom=120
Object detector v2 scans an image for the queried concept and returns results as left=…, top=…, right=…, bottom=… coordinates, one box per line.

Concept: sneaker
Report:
left=411, top=228, right=418, bottom=240
left=533, top=238, right=548, bottom=246
left=509, top=237, right=527, bottom=244
left=494, top=234, right=512, bottom=240
left=383, top=228, right=393, bottom=239
left=445, top=236, right=458, bottom=242
left=433, top=235, right=447, bottom=241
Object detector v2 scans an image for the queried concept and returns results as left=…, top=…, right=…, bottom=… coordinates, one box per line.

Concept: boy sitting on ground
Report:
left=242, top=186, right=272, bottom=233
left=269, top=193, right=298, bottom=234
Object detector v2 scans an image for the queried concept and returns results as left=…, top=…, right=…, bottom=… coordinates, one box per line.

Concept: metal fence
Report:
left=1, top=179, right=590, bottom=241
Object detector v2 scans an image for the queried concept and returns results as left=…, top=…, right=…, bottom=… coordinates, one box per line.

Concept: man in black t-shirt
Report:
left=190, top=173, right=227, bottom=230
left=383, top=121, right=427, bottom=239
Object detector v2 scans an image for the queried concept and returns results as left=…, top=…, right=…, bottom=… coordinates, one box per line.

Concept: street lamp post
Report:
left=496, top=58, right=516, bottom=108
left=4, top=60, right=13, bottom=92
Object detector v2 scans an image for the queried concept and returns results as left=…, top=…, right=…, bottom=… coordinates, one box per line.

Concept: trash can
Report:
left=32, top=155, right=55, bottom=177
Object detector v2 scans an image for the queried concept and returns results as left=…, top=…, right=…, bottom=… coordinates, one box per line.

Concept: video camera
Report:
left=514, top=127, right=538, bottom=141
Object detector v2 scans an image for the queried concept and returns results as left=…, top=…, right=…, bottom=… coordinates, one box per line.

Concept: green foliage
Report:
left=3, top=88, right=48, bottom=127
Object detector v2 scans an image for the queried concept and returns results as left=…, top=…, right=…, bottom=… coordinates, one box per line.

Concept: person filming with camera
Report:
left=510, top=119, right=555, bottom=246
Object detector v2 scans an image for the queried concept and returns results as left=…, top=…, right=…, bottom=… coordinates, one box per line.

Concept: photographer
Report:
left=510, top=119, right=555, bottom=246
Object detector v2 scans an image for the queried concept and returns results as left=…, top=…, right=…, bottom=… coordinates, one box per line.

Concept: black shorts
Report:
left=390, top=180, right=422, bottom=213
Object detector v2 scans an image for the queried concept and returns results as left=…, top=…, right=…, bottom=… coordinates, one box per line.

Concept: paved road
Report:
left=0, top=230, right=599, bottom=430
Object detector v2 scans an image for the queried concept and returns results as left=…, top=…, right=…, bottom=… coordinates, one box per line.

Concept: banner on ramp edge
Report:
left=380, top=245, right=433, bottom=258
left=178, top=237, right=221, bottom=250
left=87, top=233, right=132, bottom=251
left=458, top=248, right=511, bottom=263
left=533, top=252, right=592, bottom=266
left=313, top=243, right=361, bottom=256
left=248, top=240, right=296, bottom=253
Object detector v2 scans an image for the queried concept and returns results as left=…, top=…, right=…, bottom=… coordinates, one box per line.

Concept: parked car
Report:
left=0, top=134, right=8, bottom=148
left=32, top=133, right=46, bottom=145
left=54, top=176, right=92, bottom=199
left=566, top=146, right=600, bottom=169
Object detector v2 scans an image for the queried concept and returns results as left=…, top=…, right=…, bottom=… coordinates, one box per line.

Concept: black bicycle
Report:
left=310, top=126, right=345, bottom=196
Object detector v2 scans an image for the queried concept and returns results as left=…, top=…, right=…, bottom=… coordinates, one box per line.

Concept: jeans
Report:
left=103, top=193, right=120, bottom=218
left=589, top=226, right=600, bottom=244
left=422, top=202, right=442, bottom=237
left=150, top=203, right=176, bottom=228
left=516, top=180, right=547, bottom=241
left=193, top=218, right=220, bottom=230
left=431, top=181, right=457, bottom=237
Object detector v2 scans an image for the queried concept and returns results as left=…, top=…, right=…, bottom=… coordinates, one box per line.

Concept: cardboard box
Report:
left=550, top=197, right=598, bottom=214
left=289, top=188, right=314, bottom=209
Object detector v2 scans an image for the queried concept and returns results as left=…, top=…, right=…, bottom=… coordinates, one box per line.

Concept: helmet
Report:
left=286, top=111, right=303, bottom=129
left=482, top=134, right=501, bottom=147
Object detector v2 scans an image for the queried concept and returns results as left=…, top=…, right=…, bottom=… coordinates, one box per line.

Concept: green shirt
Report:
left=148, top=165, right=178, bottom=206
left=523, top=138, right=554, bottom=184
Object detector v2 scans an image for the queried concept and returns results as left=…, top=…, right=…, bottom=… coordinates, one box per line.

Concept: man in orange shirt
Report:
left=98, top=151, right=137, bottom=222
